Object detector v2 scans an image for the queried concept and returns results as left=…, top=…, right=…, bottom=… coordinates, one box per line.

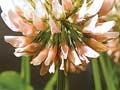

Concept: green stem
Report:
left=65, top=74, right=69, bottom=90
left=57, top=70, right=65, bottom=90
left=21, top=56, right=31, bottom=85
left=105, top=54, right=115, bottom=78
left=99, top=53, right=116, bottom=90
left=105, top=54, right=118, bottom=89
left=92, top=59, right=102, bottom=90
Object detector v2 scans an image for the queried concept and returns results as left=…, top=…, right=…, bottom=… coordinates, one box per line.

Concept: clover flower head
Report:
left=0, top=0, right=119, bottom=75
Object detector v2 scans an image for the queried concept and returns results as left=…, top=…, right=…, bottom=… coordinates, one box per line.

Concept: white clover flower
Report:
left=0, top=0, right=118, bottom=75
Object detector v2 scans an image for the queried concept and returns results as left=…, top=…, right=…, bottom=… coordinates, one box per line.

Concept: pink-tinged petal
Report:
left=33, top=0, right=48, bottom=31
left=52, top=0, right=65, bottom=19
left=18, top=20, right=36, bottom=36
left=49, top=17, right=61, bottom=34
left=62, top=0, right=73, bottom=12
left=83, top=15, right=98, bottom=32
left=83, top=45, right=99, bottom=58
left=4, top=36, right=33, bottom=48
left=12, top=0, right=34, bottom=20
left=75, top=43, right=90, bottom=63
left=14, top=43, right=40, bottom=53
left=84, top=18, right=115, bottom=34
left=83, top=32, right=119, bottom=42
left=87, top=0, right=104, bottom=16
left=44, top=46, right=57, bottom=66
left=14, top=43, right=40, bottom=57
left=94, top=21, right=115, bottom=33
left=8, top=10, right=36, bottom=36
left=107, top=39, right=119, bottom=48
left=61, top=43, right=69, bottom=59
left=49, top=62, right=55, bottom=73
left=7, top=10, right=22, bottom=28
left=14, top=51, right=34, bottom=57
left=33, top=17, right=48, bottom=31
left=77, top=0, right=87, bottom=22
left=31, top=48, right=49, bottom=66
left=114, top=51, right=120, bottom=63
left=84, top=38, right=108, bottom=52
left=99, top=0, right=115, bottom=16
left=1, top=13, right=19, bottom=32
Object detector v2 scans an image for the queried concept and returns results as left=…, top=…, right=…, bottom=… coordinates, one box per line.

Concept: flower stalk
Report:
left=57, top=70, right=69, bottom=90
left=57, top=70, right=65, bottom=90
left=57, top=60, right=69, bottom=90
left=21, top=56, right=31, bottom=85
left=99, top=53, right=116, bottom=90
left=92, top=59, right=102, bottom=90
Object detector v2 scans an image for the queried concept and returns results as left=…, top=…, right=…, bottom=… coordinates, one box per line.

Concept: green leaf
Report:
left=0, top=71, right=33, bottom=90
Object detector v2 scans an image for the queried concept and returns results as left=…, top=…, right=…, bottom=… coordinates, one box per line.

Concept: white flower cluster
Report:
left=0, top=0, right=118, bottom=75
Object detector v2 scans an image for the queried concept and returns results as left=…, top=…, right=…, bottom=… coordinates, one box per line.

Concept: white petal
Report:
left=83, top=46, right=99, bottom=58
left=4, top=10, right=36, bottom=36
left=14, top=43, right=40, bottom=53
left=12, top=0, right=34, bottom=20
left=14, top=52, right=26, bottom=57
left=81, top=55, right=90, bottom=63
left=49, top=16, right=61, bottom=34
left=34, top=0, right=48, bottom=19
left=15, top=48, right=25, bottom=53
left=4, top=36, right=32, bottom=47
left=94, top=21, right=115, bottom=33
left=61, top=44, right=69, bottom=59
left=44, top=47, right=56, bottom=66
left=87, top=0, right=104, bottom=16
left=60, top=55, right=65, bottom=70
left=1, top=13, right=19, bottom=32
left=72, top=50, right=82, bottom=65
left=77, top=0, right=87, bottom=22
left=52, top=0, right=65, bottom=19
left=14, top=51, right=32, bottom=57
left=31, top=48, right=48, bottom=66
left=84, top=15, right=98, bottom=32
left=49, top=63, right=55, bottom=73
left=0, top=0, right=15, bottom=13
